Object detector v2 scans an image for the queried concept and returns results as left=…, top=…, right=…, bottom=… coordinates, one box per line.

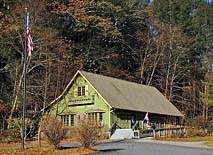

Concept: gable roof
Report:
left=80, top=71, right=183, bottom=117
left=47, top=70, right=183, bottom=117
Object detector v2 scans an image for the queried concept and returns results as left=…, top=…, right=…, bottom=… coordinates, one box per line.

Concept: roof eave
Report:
left=43, top=70, right=81, bottom=112
left=111, top=107, right=184, bottom=117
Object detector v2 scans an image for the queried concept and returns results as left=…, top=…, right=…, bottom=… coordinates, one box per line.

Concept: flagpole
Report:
left=22, top=7, right=28, bottom=150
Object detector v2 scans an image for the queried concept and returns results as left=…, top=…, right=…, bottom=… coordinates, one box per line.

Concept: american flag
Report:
left=144, top=112, right=149, bottom=121
left=26, top=13, right=33, bottom=57
left=144, top=112, right=150, bottom=127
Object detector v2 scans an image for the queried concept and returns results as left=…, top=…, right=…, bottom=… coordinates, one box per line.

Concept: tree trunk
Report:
left=203, top=85, right=207, bottom=119
left=10, top=63, right=24, bottom=119
left=38, top=117, right=43, bottom=147
left=168, top=55, right=179, bottom=100
left=140, top=33, right=151, bottom=84
left=205, top=106, right=208, bottom=121
left=147, top=41, right=164, bottom=86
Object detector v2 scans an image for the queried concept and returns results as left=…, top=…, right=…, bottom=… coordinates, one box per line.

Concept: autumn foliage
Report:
left=0, top=0, right=213, bottom=142
left=0, top=104, right=5, bottom=112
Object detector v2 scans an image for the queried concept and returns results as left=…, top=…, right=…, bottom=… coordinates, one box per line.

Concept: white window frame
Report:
left=77, top=85, right=88, bottom=96
left=61, top=114, right=75, bottom=126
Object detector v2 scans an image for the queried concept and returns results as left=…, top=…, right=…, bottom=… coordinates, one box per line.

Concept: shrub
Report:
left=0, top=129, right=20, bottom=143
left=0, top=118, right=22, bottom=143
left=41, top=115, right=67, bottom=149
left=186, top=116, right=211, bottom=130
left=0, top=118, right=36, bottom=143
left=74, top=118, right=104, bottom=148
left=186, top=127, right=208, bottom=137
left=185, top=116, right=212, bottom=135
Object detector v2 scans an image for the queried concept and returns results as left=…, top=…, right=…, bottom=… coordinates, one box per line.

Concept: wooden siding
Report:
left=50, top=75, right=111, bottom=128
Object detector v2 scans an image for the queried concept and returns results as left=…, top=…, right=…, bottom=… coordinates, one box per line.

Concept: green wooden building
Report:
left=48, top=70, right=183, bottom=130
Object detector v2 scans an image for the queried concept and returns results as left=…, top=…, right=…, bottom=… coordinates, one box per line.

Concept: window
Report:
left=88, top=113, right=97, bottom=122
left=61, top=115, right=69, bottom=126
left=99, top=113, right=104, bottom=126
left=87, top=112, right=104, bottom=124
left=74, top=85, right=88, bottom=97
left=70, top=115, right=74, bottom=126
left=82, top=86, right=85, bottom=96
left=61, top=114, right=75, bottom=126
left=78, top=87, right=81, bottom=96
left=99, top=113, right=103, bottom=122
left=78, top=86, right=86, bottom=96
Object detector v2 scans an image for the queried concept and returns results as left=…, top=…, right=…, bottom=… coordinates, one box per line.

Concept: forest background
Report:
left=0, top=0, right=212, bottom=133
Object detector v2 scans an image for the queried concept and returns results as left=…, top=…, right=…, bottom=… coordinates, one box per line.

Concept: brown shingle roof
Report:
left=81, top=71, right=183, bottom=117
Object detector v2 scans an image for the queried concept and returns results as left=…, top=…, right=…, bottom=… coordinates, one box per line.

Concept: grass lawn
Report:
left=205, top=141, right=213, bottom=147
left=0, top=146, right=97, bottom=155
left=154, top=136, right=213, bottom=142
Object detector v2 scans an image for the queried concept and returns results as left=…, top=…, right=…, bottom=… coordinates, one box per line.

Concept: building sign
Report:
left=68, top=96, right=94, bottom=105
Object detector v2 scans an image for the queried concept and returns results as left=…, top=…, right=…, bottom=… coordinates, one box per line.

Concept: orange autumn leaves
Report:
left=51, top=0, right=122, bottom=39
left=55, top=0, right=89, bottom=32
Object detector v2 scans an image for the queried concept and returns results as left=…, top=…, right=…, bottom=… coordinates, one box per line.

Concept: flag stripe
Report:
left=26, top=13, right=33, bottom=57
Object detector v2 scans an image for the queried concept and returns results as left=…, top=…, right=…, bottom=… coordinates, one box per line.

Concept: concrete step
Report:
left=110, top=129, right=134, bottom=140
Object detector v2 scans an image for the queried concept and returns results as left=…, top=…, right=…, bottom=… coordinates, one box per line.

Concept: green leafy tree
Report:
left=200, top=80, right=213, bottom=121
left=50, top=0, right=145, bottom=76
left=199, top=52, right=213, bottom=121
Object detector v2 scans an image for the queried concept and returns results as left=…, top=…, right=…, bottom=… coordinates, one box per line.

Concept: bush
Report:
left=186, top=127, right=208, bottom=137
left=0, top=117, right=38, bottom=143
left=74, top=118, right=104, bottom=148
left=185, top=116, right=212, bottom=131
left=0, top=128, right=21, bottom=143
left=41, top=115, right=67, bottom=149
left=184, top=116, right=212, bottom=136
left=0, top=118, right=22, bottom=143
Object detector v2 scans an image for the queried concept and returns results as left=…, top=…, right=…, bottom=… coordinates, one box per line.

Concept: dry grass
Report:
left=0, top=137, right=102, bottom=154
left=205, top=141, right=213, bottom=147
left=154, top=136, right=213, bottom=142
left=0, top=146, right=97, bottom=155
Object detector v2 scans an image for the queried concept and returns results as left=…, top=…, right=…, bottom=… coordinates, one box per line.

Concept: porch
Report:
left=109, top=122, right=185, bottom=139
